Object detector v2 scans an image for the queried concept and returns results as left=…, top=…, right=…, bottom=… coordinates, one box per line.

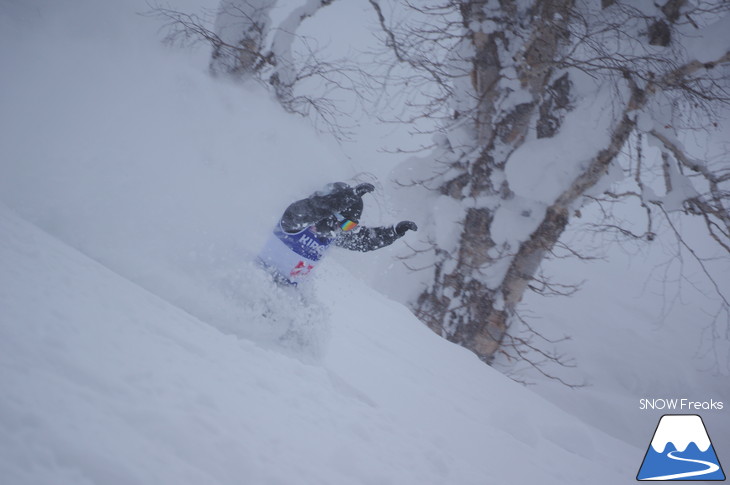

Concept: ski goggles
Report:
left=334, top=212, right=358, bottom=231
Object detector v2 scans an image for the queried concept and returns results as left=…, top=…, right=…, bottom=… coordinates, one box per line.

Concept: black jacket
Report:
left=280, top=183, right=401, bottom=252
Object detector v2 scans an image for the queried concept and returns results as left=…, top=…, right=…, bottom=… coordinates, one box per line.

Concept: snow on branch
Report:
left=649, top=129, right=730, bottom=253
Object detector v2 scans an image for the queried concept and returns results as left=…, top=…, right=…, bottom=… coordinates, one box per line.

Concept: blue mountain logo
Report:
left=637, top=414, right=725, bottom=481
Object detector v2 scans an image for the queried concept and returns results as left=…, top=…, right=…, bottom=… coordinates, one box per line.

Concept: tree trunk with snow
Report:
left=393, top=0, right=730, bottom=363
left=153, top=0, right=344, bottom=133
left=209, top=0, right=336, bottom=87
left=413, top=0, right=577, bottom=362
left=209, top=0, right=275, bottom=78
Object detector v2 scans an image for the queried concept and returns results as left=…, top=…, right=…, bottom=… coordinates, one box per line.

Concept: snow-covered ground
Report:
left=1, top=201, right=639, bottom=484
left=1, top=0, right=727, bottom=483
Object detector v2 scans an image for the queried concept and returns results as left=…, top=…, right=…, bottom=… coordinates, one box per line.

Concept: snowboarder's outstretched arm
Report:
left=335, top=221, right=418, bottom=252
left=280, top=185, right=361, bottom=233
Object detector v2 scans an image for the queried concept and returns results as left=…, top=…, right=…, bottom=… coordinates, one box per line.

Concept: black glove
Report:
left=354, top=183, right=375, bottom=197
left=395, top=221, right=418, bottom=236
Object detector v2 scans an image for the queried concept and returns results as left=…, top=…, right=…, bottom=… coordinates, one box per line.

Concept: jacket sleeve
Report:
left=334, top=225, right=401, bottom=252
left=280, top=188, right=360, bottom=233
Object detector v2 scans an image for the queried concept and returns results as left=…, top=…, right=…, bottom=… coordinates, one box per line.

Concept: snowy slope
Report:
left=0, top=203, right=639, bottom=484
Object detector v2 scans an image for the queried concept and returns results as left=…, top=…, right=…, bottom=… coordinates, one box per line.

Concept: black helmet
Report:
left=313, top=182, right=363, bottom=235
left=339, top=196, right=363, bottom=223
left=314, top=181, right=363, bottom=223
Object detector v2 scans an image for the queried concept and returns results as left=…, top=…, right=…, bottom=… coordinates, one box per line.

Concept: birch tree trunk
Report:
left=414, top=0, right=577, bottom=362
left=209, top=0, right=275, bottom=78
left=405, top=0, right=730, bottom=363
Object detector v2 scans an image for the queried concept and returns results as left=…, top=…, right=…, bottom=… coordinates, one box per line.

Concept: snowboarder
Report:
left=257, top=181, right=418, bottom=285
